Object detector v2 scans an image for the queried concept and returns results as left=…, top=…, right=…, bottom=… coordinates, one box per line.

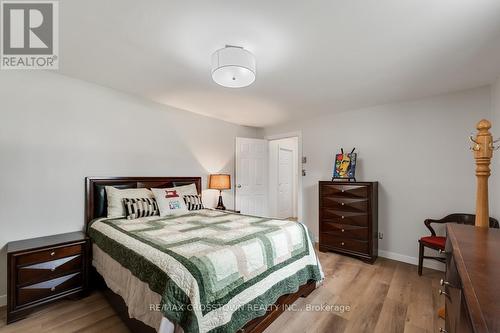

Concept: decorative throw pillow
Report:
left=151, top=188, right=189, bottom=216
left=183, top=194, right=204, bottom=211
left=105, top=186, right=154, bottom=218
left=172, top=183, right=198, bottom=197
left=123, top=198, right=159, bottom=220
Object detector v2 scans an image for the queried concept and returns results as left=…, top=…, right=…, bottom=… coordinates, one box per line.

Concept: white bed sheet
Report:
left=92, top=244, right=183, bottom=333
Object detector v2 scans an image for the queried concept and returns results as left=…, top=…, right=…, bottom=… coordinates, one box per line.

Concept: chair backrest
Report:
left=442, top=213, right=499, bottom=228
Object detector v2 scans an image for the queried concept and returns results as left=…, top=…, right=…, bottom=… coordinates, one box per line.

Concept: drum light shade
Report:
left=211, top=46, right=256, bottom=88
left=209, top=174, right=231, bottom=190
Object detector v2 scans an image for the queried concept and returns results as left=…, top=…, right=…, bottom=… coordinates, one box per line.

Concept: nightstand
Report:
left=7, top=231, right=90, bottom=324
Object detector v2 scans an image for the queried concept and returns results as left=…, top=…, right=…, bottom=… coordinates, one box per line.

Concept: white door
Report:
left=235, top=137, right=268, bottom=216
left=277, top=147, right=293, bottom=218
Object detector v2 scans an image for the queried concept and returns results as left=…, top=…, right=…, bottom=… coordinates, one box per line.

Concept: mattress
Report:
left=88, top=209, right=323, bottom=333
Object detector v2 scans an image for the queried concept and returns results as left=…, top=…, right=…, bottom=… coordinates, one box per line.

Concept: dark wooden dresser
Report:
left=7, top=231, right=90, bottom=323
left=443, top=224, right=500, bottom=333
left=318, top=181, right=378, bottom=263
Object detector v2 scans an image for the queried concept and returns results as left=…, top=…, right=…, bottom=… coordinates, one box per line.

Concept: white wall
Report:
left=263, top=87, right=493, bottom=267
left=491, top=77, right=500, bottom=219
left=0, top=71, right=259, bottom=305
left=268, top=137, right=299, bottom=218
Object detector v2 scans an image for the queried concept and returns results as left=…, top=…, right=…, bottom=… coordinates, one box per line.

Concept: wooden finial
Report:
left=471, top=119, right=494, bottom=227
left=477, top=119, right=491, bottom=131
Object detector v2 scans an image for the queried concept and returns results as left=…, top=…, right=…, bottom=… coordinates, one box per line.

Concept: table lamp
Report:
left=209, top=174, right=231, bottom=210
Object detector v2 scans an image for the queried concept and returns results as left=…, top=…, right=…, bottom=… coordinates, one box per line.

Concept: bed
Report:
left=85, top=176, right=323, bottom=333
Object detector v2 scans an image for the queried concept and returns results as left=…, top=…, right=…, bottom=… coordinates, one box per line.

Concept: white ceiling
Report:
left=59, top=0, right=500, bottom=127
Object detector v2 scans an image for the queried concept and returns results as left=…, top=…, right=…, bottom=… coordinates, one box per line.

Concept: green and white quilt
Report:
left=88, top=209, right=323, bottom=333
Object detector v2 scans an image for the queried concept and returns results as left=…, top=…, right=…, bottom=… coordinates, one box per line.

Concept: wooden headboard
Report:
left=85, top=176, right=202, bottom=226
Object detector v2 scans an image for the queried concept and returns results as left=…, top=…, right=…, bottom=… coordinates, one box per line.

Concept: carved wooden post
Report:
left=470, top=119, right=494, bottom=227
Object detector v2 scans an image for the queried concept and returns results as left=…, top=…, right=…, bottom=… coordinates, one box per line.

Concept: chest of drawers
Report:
left=7, top=231, right=90, bottom=323
left=318, top=181, right=378, bottom=263
left=442, top=224, right=500, bottom=333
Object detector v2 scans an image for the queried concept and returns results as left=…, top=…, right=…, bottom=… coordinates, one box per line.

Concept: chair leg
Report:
left=418, top=242, right=424, bottom=276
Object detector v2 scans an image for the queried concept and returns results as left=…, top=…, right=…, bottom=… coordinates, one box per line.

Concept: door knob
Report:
left=237, top=184, right=242, bottom=188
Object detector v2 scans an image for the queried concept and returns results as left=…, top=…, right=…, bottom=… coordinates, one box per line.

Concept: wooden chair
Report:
left=418, top=213, right=499, bottom=275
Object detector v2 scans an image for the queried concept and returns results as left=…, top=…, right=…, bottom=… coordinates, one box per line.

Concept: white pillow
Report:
left=173, top=183, right=198, bottom=197
left=152, top=188, right=188, bottom=216
left=105, top=186, right=154, bottom=218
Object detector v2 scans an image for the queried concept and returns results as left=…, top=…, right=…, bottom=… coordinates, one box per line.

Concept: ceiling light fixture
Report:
left=211, top=45, right=256, bottom=88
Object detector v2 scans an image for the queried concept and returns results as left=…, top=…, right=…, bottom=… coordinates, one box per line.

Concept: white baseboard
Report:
left=315, top=238, right=445, bottom=272
left=379, top=249, right=445, bottom=271
left=0, top=294, right=6, bottom=307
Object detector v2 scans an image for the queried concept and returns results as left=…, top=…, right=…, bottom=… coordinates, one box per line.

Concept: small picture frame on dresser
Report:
left=332, top=149, right=357, bottom=182
left=6, top=231, right=90, bottom=324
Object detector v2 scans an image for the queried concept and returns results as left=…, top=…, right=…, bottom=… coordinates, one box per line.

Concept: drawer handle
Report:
left=438, top=289, right=450, bottom=298
left=341, top=216, right=345, bottom=219
left=440, top=278, right=452, bottom=287
left=439, top=329, right=447, bottom=333
left=341, top=202, right=345, bottom=206
left=438, top=249, right=448, bottom=255
left=51, top=267, right=56, bottom=272
left=341, top=242, right=345, bottom=246
left=50, top=251, right=55, bottom=256
left=341, top=229, right=345, bottom=232
left=341, top=189, right=344, bottom=193
left=50, top=287, right=56, bottom=292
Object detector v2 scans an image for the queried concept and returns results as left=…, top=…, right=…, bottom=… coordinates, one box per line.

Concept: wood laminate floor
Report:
left=0, top=251, right=445, bottom=333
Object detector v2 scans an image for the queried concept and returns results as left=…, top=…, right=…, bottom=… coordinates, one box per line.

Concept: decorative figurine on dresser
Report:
left=318, top=180, right=378, bottom=263
left=6, top=231, right=90, bottom=323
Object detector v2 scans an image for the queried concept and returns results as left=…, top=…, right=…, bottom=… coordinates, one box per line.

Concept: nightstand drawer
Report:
left=17, top=272, right=82, bottom=306
left=17, top=254, right=82, bottom=286
left=16, top=244, right=83, bottom=266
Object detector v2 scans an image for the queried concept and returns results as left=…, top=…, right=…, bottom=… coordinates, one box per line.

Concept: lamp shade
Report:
left=209, top=174, right=231, bottom=190
left=211, top=46, right=256, bottom=88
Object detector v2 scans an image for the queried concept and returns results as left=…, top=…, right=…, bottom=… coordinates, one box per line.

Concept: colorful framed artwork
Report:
left=333, top=152, right=357, bottom=180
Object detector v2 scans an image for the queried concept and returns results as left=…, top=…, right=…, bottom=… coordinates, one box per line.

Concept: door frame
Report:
left=266, top=131, right=303, bottom=222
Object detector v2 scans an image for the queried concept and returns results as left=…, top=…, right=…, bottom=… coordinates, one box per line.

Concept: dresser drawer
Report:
left=17, top=254, right=82, bottom=286
left=17, top=272, right=82, bottom=306
left=320, top=184, right=368, bottom=198
left=321, top=197, right=368, bottom=212
left=321, top=210, right=369, bottom=226
left=320, top=233, right=369, bottom=254
left=16, top=244, right=83, bottom=266
left=321, top=222, right=368, bottom=241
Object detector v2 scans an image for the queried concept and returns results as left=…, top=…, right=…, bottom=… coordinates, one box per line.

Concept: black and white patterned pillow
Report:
left=183, top=195, right=204, bottom=211
left=123, top=198, right=159, bottom=220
